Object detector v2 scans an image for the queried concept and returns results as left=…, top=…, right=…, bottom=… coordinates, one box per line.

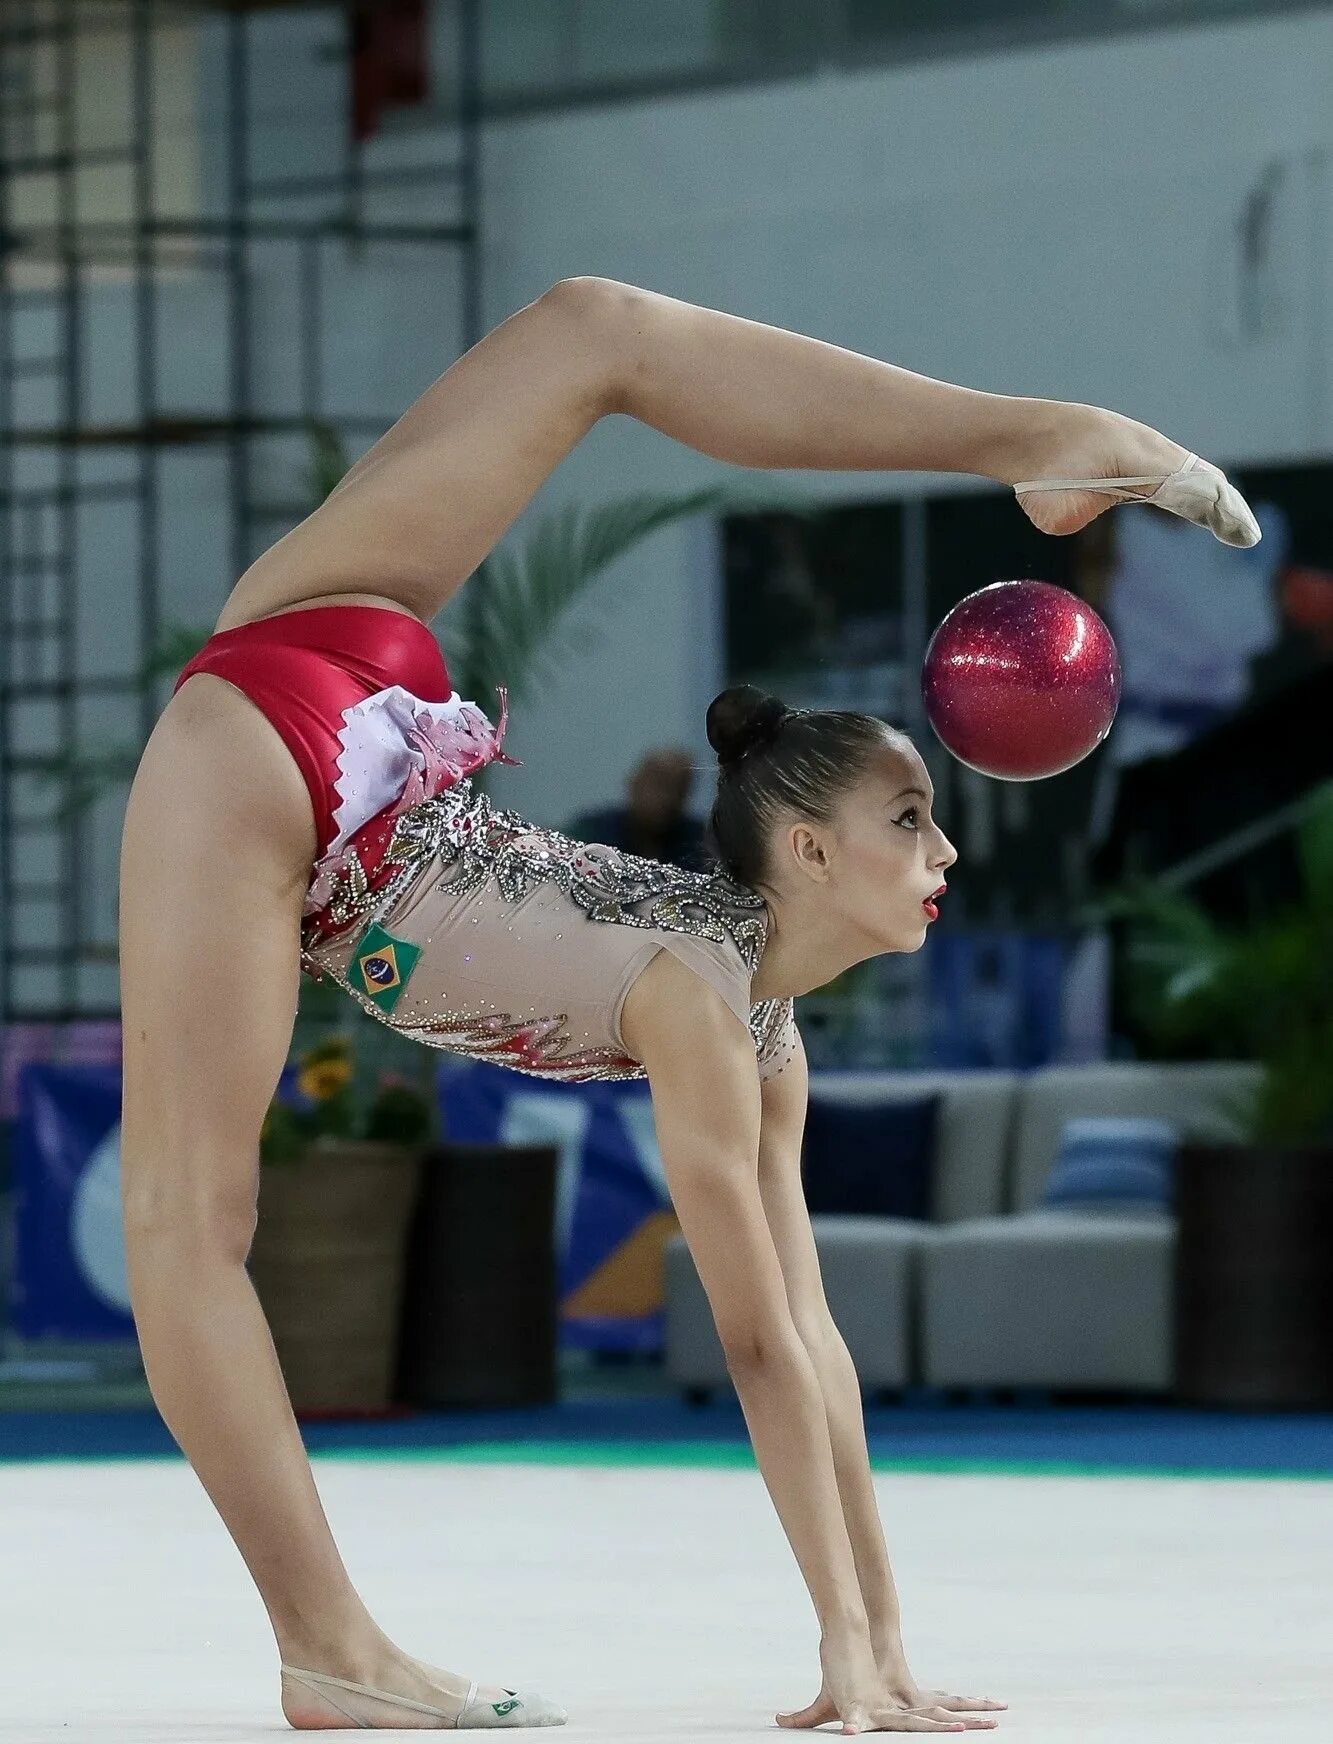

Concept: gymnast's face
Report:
left=775, top=735, right=957, bottom=954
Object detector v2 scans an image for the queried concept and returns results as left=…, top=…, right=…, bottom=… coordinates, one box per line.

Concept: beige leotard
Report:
left=301, top=776, right=798, bottom=1085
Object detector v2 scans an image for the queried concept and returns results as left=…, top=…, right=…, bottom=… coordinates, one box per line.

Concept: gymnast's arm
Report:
left=757, top=1026, right=909, bottom=1670
left=628, top=952, right=870, bottom=1645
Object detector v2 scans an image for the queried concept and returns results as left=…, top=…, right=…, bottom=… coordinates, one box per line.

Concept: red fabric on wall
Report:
left=350, top=0, right=430, bottom=142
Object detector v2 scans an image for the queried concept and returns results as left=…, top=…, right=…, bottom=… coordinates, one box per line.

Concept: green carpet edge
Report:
left=8, top=1437, right=1328, bottom=1481
left=313, top=1439, right=1333, bottom=1480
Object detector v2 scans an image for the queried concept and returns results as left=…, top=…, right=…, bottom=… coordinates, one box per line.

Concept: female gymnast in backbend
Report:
left=119, top=277, right=1258, bottom=1736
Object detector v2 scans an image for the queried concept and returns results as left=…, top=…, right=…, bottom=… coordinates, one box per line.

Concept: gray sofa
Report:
left=663, top=1061, right=1258, bottom=1399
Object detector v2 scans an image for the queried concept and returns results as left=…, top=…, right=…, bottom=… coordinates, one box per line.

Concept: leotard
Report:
left=175, top=604, right=797, bottom=1084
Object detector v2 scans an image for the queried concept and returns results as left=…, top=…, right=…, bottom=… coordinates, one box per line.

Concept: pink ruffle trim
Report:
left=303, top=684, right=520, bottom=916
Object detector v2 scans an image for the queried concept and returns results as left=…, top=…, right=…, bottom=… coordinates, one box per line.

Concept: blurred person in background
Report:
left=1077, top=500, right=1288, bottom=843
left=566, top=746, right=708, bottom=871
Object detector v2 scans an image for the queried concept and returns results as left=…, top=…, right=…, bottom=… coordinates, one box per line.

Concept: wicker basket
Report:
left=247, top=1138, right=425, bottom=1413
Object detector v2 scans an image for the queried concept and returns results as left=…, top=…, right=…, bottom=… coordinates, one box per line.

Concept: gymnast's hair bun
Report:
left=706, top=685, right=792, bottom=768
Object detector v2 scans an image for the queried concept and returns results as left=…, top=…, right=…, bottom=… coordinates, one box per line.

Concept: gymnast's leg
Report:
left=217, top=276, right=1212, bottom=634
left=118, top=674, right=528, bottom=1728
left=590, top=278, right=1198, bottom=535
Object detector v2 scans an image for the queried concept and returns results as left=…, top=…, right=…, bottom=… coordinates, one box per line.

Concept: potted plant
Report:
left=1097, top=781, right=1333, bottom=1408
left=245, top=1018, right=438, bottom=1414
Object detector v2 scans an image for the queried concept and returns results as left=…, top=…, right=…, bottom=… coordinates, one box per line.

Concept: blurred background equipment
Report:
left=0, top=0, right=481, bottom=1025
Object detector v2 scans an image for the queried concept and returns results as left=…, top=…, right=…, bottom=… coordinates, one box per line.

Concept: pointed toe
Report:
left=456, top=1686, right=569, bottom=1728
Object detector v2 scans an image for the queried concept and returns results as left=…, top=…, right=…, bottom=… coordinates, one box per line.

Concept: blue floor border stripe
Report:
left=3, top=1399, right=1333, bottom=1474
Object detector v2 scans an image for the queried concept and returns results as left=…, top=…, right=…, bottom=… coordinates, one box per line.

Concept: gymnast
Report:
left=120, top=277, right=1258, bottom=1733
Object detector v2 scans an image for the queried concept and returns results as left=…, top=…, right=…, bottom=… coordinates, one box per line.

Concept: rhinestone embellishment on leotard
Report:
left=301, top=777, right=795, bottom=1084
left=385, top=779, right=770, bottom=966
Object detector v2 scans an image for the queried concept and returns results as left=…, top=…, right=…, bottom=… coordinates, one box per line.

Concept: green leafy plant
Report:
left=306, top=416, right=352, bottom=506
left=1095, top=782, right=1333, bottom=1146
left=260, top=1032, right=437, bottom=1165
left=440, top=482, right=813, bottom=748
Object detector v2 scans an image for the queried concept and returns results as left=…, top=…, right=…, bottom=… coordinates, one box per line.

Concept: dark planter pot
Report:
left=248, top=1139, right=425, bottom=1414
left=395, top=1141, right=559, bottom=1409
left=1174, top=1142, right=1333, bottom=1409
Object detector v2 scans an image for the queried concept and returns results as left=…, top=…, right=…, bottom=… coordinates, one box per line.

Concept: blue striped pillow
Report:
left=1041, top=1116, right=1179, bottom=1212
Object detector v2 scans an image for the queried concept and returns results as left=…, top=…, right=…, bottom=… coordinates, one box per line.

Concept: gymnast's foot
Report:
left=281, top=1635, right=568, bottom=1730
left=1003, top=402, right=1260, bottom=547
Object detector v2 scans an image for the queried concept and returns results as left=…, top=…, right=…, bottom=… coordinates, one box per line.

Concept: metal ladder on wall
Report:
left=0, top=0, right=129, bottom=1022
left=0, top=0, right=481, bottom=1026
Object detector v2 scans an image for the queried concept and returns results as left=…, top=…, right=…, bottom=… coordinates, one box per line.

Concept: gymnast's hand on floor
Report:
left=869, top=1640, right=1007, bottom=1732
left=775, top=1650, right=1006, bottom=1733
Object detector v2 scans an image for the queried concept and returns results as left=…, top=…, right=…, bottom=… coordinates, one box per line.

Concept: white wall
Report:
left=15, top=7, right=1330, bottom=1006
left=462, top=7, right=1332, bottom=823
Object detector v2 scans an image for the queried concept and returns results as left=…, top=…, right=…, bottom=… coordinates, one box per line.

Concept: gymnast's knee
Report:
left=121, top=1167, right=260, bottom=1267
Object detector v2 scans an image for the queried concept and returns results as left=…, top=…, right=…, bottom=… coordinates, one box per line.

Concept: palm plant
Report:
left=1093, top=781, right=1333, bottom=1145
left=441, top=483, right=803, bottom=756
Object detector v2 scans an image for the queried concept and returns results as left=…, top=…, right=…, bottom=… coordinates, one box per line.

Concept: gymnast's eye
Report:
left=895, top=807, right=919, bottom=830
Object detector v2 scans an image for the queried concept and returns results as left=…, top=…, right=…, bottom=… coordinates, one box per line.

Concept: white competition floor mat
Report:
left=3, top=1456, right=1330, bottom=1741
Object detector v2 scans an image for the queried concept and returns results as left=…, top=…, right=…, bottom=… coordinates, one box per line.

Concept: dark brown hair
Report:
left=704, top=684, right=897, bottom=889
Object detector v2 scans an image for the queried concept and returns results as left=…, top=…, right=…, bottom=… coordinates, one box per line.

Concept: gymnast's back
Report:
left=301, top=776, right=798, bottom=1086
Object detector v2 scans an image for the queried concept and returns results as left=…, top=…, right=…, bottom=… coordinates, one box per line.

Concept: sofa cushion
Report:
left=664, top=1219, right=917, bottom=1389
left=919, top=1209, right=1175, bottom=1390
left=807, top=1069, right=1017, bottom=1222
left=1009, top=1062, right=1260, bottom=1212
left=1040, top=1116, right=1179, bottom=1212
left=802, top=1093, right=938, bottom=1220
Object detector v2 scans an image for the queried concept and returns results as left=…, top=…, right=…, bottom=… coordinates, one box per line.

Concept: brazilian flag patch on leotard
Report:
left=353, top=921, right=421, bottom=1014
